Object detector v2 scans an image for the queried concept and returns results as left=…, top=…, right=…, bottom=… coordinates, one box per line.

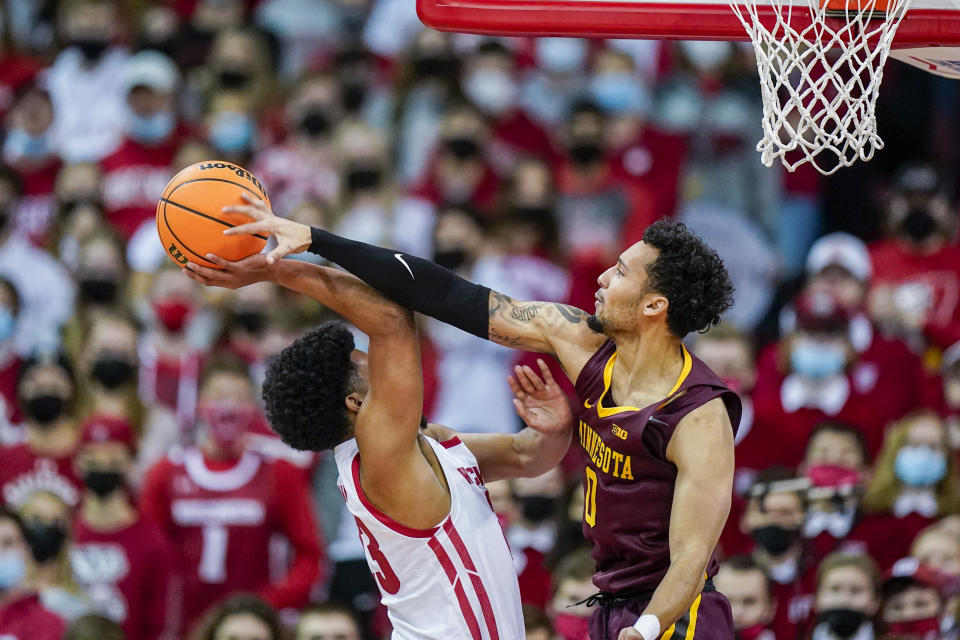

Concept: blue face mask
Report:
left=2, top=128, right=51, bottom=161
left=0, top=308, right=15, bottom=342
left=590, top=73, right=651, bottom=116
left=895, top=445, right=948, bottom=487
left=210, top=111, right=255, bottom=154
left=536, top=37, right=588, bottom=74
left=129, top=110, right=174, bottom=144
left=790, top=339, right=847, bottom=379
left=0, top=549, right=25, bottom=589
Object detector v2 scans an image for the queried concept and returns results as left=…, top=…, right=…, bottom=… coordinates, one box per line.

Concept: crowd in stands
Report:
left=1, top=0, right=960, bottom=638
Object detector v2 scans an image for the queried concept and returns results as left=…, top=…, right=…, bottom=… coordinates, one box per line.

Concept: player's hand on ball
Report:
left=183, top=253, right=274, bottom=289
left=618, top=628, right=644, bottom=640
left=222, top=192, right=312, bottom=264
left=507, top=359, right=571, bottom=436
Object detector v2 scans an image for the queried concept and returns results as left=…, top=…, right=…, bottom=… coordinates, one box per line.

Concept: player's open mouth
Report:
left=594, top=292, right=603, bottom=306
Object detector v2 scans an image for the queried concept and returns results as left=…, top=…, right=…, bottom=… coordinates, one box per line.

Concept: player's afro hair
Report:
left=642, top=220, right=734, bottom=338
left=262, top=321, right=360, bottom=452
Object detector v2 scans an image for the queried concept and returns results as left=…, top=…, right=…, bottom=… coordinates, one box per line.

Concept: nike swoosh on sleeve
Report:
left=394, top=253, right=414, bottom=279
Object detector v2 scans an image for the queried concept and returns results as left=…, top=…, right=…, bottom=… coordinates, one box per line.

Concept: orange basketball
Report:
left=156, top=160, right=270, bottom=269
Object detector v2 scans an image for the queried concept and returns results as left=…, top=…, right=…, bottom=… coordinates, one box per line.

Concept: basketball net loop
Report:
left=730, top=0, right=911, bottom=174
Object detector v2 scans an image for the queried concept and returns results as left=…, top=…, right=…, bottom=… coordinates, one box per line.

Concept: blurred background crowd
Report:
left=0, top=0, right=959, bottom=638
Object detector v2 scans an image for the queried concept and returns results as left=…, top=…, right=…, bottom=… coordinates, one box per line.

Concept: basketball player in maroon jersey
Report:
left=211, top=194, right=741, bottom=640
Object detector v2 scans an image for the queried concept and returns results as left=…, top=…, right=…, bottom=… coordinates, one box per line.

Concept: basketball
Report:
left=156, top=160, right=271, bottom=269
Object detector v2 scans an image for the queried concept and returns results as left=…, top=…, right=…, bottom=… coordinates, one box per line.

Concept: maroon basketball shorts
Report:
left=588, top=589, right=734, bottom=640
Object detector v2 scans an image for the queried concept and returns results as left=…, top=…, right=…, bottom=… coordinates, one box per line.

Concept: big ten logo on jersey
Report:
left=70, top=544, right=130, bottom=622
left=578, top=421, right=633, bottom=480
left=611, top=424, right=628, bottom=440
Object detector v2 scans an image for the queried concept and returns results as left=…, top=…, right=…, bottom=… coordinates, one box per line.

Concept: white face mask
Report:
left=679, top=40, right=733, bottom=73
left=463, top=69, right=517, bottom=116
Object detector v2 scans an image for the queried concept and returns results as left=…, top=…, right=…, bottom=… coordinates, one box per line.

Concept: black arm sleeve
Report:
left=308, top=227, right=491, bottom=339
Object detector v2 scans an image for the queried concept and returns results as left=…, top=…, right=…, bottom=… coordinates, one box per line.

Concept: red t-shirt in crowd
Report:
left=610, top=125, right=688, bottom=218
left=762, top=553, right=817, bottom=640
left=0, top=354, right=22, bottom=424
left=0, top=443, right=82, bottom=509
left=839, top=511, right=938, bottom=572
left=10, top=157, right=61, bottom=246
left=488, top=109, right=560, bottom=173
left=100, top=132, right=183, bottom=240
left=140, top=447, right=323, bottom=629
left=0, top=592, right=65, bottom=640
left=72, top=514, right=183, bottom=640
left=868, top=238, right=960, bottom=349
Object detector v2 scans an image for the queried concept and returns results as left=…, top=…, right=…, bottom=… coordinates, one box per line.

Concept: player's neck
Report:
left=611, top=328, right=685, bottom=391
left=81, top=492, right=137, bottom=532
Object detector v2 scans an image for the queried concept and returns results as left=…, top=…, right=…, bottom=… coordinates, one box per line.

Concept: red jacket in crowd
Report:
left=140, top=446, right=324, bottom=629
left=0, top=591, right=65, bottom=640
left=0, top=443, right=82, bottom=509
left=73, top=514, right=183, bottom=640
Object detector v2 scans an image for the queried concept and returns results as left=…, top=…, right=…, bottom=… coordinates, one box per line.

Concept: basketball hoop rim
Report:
left=417, top=0, right=960, bottom=46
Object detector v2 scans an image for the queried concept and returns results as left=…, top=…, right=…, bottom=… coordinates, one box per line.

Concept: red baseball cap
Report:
left=78, top=415, right=136, bottom=451
left=885, top=557, right=952, bottom=595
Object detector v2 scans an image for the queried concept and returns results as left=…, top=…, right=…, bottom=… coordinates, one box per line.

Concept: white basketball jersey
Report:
left=334, top=436, right=524, bottom=640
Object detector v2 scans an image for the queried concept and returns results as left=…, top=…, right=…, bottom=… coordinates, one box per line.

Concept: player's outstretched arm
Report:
left=423, top=359, right=573, bottom=482
left=618, top=398, right=735, bottom=640
left=221, top=192, right=604, bottom=378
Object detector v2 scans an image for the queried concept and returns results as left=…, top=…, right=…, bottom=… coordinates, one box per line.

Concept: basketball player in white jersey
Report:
left=184, top=255, right=573, bottom=640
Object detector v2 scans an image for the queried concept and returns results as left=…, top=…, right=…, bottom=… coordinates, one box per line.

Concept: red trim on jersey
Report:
left=443, top=520, right=501, bottom=640
left=429, top=535, right=484, bottom=640
left=439, top=437, right=463, bottom=449
left=351, top=454, right=439, bottom=538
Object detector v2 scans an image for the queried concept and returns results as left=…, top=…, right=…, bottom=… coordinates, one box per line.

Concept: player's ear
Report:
left=344, top=392, right=363, bottom=414
left=643, top=293, right=668, bottom=318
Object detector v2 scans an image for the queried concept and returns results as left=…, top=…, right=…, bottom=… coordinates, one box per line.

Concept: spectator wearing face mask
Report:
left=860, top=411, right=960, bottom=571
left=0, top=165, right=75, bottom=355
left=811, top=552, right=882, bottom=640
left=509, top=468, right=565, bottom=610
left=549, top=547, right=595, bottom=640
left=714, top=555, right=777, bottom=640
left=0, top=354, right=82, bottom=510
left=17, top=489, right=91, bottom=620
left=461, top=41, right=558, bottom=175
left=0, top=278, right=22, bottom=426
left=332, top=46, right=391, bottom=132
left=251, top=72, right=342, bottom=216
left=294, top=602, right=363, bottom=640
left=880, top=559, right=951, bottom=640
left=910, top=524, right=960, bottom=631
left=868, top=164, right=960, bottom=351
left=752, top=290, right=917, bottom=467
left=800, top=422, right=873, bottom=562
left=140, top=357, right=323, bottom=631
left=203, top=28, right=276, bottom=117
left=49, top=163, right=105, bottom=271
left=519, top=37, right=590, bottom=129
left=44, top=0, right=130, bottom=163
left=742, top=469, right=817, bottom=639
left=99, top=51, right=185, bottom=241
left=70, top=415, right=181, bottom=640
left=0, top=504, right=66, bottom=640
left=2, top=84, right=61, bottom=246
left=205, top=92, right=261, bottom=166
left=62, top=232, right=129, bottom=356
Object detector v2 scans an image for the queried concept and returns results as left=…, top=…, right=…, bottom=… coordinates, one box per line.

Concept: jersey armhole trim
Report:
left=351, top=453, right=442, bottom=539
left=439, top=437, right=462, bottom=449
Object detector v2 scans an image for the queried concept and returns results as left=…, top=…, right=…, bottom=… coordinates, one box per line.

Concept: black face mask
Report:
left=218, top=69, right=250, bottom=90
left=73, top=37, right=110, bottom=62
left=91, top=355, right=136, bottom=390
left=513, top=206, right=553, bottom=222
left=433, top=248, right=469, bottom=271
left=342, top=83, right=366, bottom=112
left=817, top=608, right=868, bottom=639
left=83, top=470, right=126, bottom=498
left=232, top=309, right=267, bottom=334
left=347, top=167, right=382, bottom=192
left=570, top=141, right=603, bottom=166
left=24, top=394, right=67, bottom=425
left=750, top=524, right=798, bottom=556
left=445, top=137, right=480, bottom=161
left=413, top=55, right=452, bottom=78
left=79, top=277, right=119, bottom=305
left=23, top=522, right=67, bottom=564
left=298, top=110, right=331, bottom=138
left=900, top=207, right=939, bottom=244
left=519, top=495, right=557, bottom=523
left=0, top=207, right=10, bottom=234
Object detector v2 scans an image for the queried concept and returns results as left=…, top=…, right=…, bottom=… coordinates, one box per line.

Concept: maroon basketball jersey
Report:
left=574, top=340, right=741, bottom=593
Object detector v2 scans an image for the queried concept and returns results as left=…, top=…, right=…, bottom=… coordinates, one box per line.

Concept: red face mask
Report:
left=199, top=401, right=257, bottom=452
left=553, top=613, right=590, bottom=640
left=152, top=299, right=194, bottom=333
left=885, top=617, right=941, bottom=638
left=806, top=464, right=861, bottom=488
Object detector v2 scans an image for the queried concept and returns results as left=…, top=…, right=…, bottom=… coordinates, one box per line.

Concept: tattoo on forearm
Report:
left=553, top=304, right=587, bottom=324
left=489, top=291, right=513, bottom=318
left=489, top=327, right=526, bottom=347
left=511, top=304, right=542, bottom=322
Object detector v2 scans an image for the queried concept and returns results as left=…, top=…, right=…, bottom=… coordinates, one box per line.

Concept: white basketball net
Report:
left=730, top=0, right=912, bottom=174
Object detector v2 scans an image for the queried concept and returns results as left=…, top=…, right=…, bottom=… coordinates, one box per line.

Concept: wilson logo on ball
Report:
left=167, top=244, right=188, bottom=265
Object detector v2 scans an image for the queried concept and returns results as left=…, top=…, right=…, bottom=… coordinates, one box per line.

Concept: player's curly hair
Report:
left=262, top=321, right=362, bottom=452
left=642, top=220, right=734, bottom=338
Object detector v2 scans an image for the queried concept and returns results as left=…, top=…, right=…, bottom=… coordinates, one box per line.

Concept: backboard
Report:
left=417, top=0, right=960, bottom=46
